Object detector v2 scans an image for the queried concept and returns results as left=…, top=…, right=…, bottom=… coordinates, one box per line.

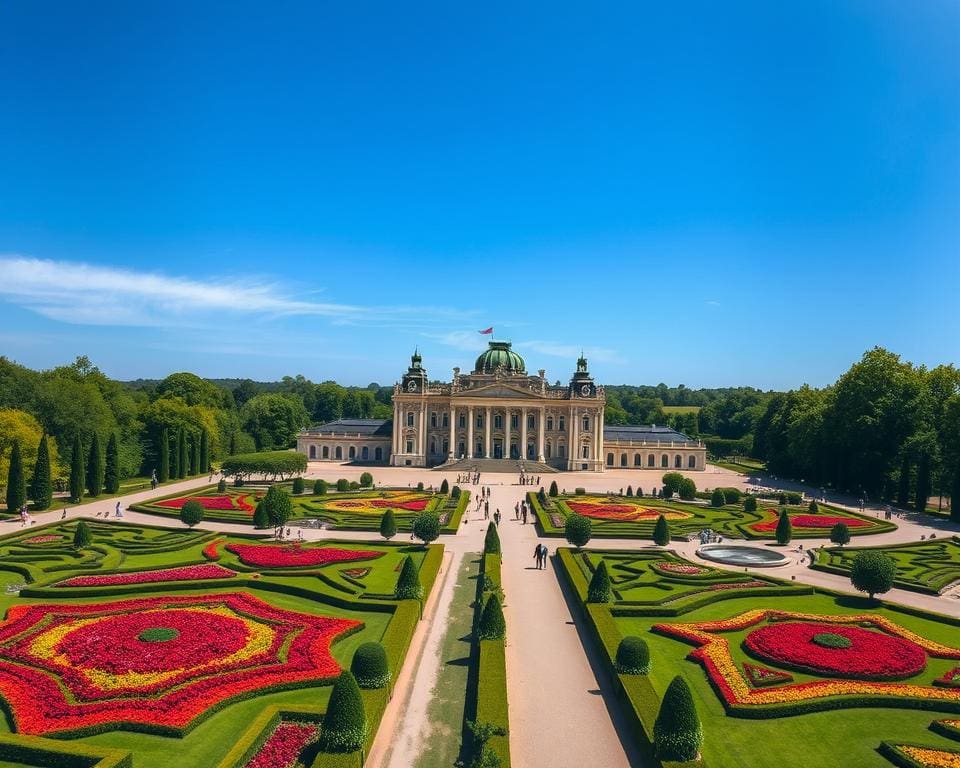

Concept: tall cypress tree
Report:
left=159, top=428, right=170, bottom=482
left=169, top=429, right=180, bottom=480
left=69, top=435, right=85, bottom=503
left=30, top=434, right=53, bottom=510
left=189, top=433, right=199, bottom=475
left=199, top=429, right=210, bottom=475
left=177, top=429, right=188, bottom=479
left=104, top=433, right=120, bottom=494
left=5, top=440, right=26, bottom=512
left=86, top=432, right=104, bottom=497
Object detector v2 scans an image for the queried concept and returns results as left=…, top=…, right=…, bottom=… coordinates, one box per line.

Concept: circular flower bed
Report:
left=744, top=621, right=927, bottom=680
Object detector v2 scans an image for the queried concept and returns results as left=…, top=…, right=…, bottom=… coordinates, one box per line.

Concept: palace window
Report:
left=495, top=414, right=503, bottom=429
left=661, top=454, right=669, bottom=468
left=335, top=446, right=343, bottom=460
left=606, top=453, right=614, bottom=466
left=348, top=446, right=356, bottom=459
left=634, top=454, right=642, bottom=466
left=362, top=446, right=369, bottom=460
left=442, top=413, right=449, bottom=427
left=559, top=444, right=566, bottom=458
left=309, top=445, right=316, bottom=459
left=406, top=440, right=414, bottom=453
left=675, top=455, right=682, bottom=468
left=688, top=455, right=696, bottom=469
left=527, top=415, right=535, bottom=429
left=476, top=442, right=483, bottom=457
left=621, top=453, right=627, bottom=467
left=647, top=454, right=655, bottom=467
left=459, top=414, right=466, bottom=428
left=547, top=416, right=554, bottom=431
left=582, top=445, right=590, bottom=459
left=322, top=446, right=329, bottom=459
left=375, top=447, right=382, bottom=461
left=582, top=416, right=590, bottom=432
left=442, top=439, right=449, bottom=454
left=458, top=441, right=465, bottom=457
left=546, top=440, right=552, bottom=458
left=431, top=412, right=437, bottom=428
left=558, top=416, right=565, bottom=432
left=511, top=414, right=519, bottom=429
left=406, top=412, right=414, bottom=427
left=476, top=413, right=483, bottom=428
left=430, top=439, right=436, bottom=454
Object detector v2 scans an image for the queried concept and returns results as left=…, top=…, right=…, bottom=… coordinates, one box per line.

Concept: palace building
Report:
left=296, top=341, right=706, bottom=472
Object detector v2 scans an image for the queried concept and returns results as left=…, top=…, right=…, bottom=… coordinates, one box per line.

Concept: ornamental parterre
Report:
left=155, top=493, right=258, bottom=514
left=321, top=491, right=431, bottom=514
left=653, top=609, right=960, bottom=714
left=246, top=721, right=319, bottom=768
left=750, top=509, right=873, bottom=533
left=0, top=593, right=360, bottom=735
left=21, top=534, right=64, bottom=544
left=566, top=497, right=693, bottom=522
left=226, top=543, right=384, bottom=569
left=654, top=561, right=711, bottom=576
left=55, top=564, right=238, bottom=588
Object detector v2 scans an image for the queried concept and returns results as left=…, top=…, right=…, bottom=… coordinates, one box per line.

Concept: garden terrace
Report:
left=813, top=538, right=960, bottom=595
left=531, top=492, right=895, bottom=540
left=558, top=546, right=960, bottom=768
left=131, top=484, right=468, bottom=533
left=0, top=519, right=443, bottom=768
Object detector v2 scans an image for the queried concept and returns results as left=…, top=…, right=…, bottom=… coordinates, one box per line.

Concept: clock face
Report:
left=407, top=380, right=417, bottom=392
left=580, top=383, right=591, bottom=396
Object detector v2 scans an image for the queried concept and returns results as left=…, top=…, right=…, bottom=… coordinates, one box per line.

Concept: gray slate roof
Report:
left=303, top=419, right=393, bottom=436
left=603, top=425, right=698, bottom=444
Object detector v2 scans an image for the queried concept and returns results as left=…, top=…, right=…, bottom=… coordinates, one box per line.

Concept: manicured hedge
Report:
left=215, top=707, right=324, bottom=768
left=0, top=733, right=132, bottom=768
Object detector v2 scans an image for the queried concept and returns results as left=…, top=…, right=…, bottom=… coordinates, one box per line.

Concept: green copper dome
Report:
left=474, top=341, right=526, bottom=374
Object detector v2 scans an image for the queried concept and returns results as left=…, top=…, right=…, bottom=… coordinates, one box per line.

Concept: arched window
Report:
left=559, top=444, right=566, bottom=458
left=405, top=440, right=414, bottom=453
left=606, top=452, right=614, bottom=466
left=362, top=446, right=369, bottom=460
left=547, top=416, right=554, bottom=431
left=558, top=416, right=565, bottom=432
left=348, top=446, right=356, bottom=459
left=634, top=454, right=642, bottom=466
left=476, top=413, right=484, bottom=428
left=458, top=441, right=466, bottom=457
left=430, top=412, right=437, bottom=427
left=648, top=454, right=655, bottom=467
left=322, top=446, right=329, bottom=459
left=582, top=445, right=590, bottom=459
left=494, top=414, right=502, bottom=429
left=458, top=414, right=466, bottom=428
left=442, top=439, right=448, bottom=454
left=620, top=453, right=627, bottom=467
left=309, top=445, right=316, bottom=459
left=375, top=447, right=382, bottom=461
left=335, top=446, right=343, bottom=460
left=674, top=454, right=682, bottom=468
left=661, top=454, right=669, bottom=468
left=476, top=441, right=483, bottom=457
left=582, top=416, right=590, bottom=431
left=688, top=455, right=696, bottom=469
left=546, top=440, right=552, bottom=458
left=430, top=439, right=437, bottom=454
left=406, top=412, right=414, bottom=427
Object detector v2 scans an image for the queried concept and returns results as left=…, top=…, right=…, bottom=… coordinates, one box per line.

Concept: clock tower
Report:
left=569, top=353, right=596, bottom=398
left=401, top=349, right=428, bottom=393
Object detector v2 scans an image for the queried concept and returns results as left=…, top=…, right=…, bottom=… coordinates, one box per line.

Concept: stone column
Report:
left=538, top=407, right=546, bottom=462
left=485, top=406, right=492, bottom=458
left=467, top=406, right=474, bottom=459
left=521, top=407, right=528, bottom=461
left=449, top=406, right=456, bottom=459
left=595, top=407, right=603, bottom=469
left=570, top=406, right=579, bottom=469
left=419, top=406, right=427, bottom=463
left=504, top=407, right=511, bottom=460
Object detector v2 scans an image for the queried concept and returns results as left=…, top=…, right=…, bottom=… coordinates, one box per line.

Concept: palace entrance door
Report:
left=493, top=440, right=504, bottom=459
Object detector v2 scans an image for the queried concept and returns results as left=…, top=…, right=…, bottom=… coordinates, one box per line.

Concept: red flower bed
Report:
left=226, top=543, right=384, bottom=569
left=744, top=621, right=927, bottom=680
left=751, top=510, right=873, bottom=532
left=202, top=539, right=221, bottom=560
left=655, top=562, right=709, bottom=576
left=0, top=593, right=359, bottom=735
left=22, top=534, right=63, bottom=544
left=743, top=662, right=793, bottom=687
left=247, top=721, right=319, bottom=768
left=56, top=564, right=236, bottom=588
left=935, top=667, right=960, bottom=688
left=155, top=494, right=256, bottom=514
left=370, top=498, right=429, bottom=511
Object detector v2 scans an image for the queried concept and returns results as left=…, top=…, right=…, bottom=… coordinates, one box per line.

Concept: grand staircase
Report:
left=434, top=457, right=559, bottom=474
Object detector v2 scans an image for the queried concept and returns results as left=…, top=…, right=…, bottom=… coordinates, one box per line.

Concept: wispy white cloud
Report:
left=705, top=299, right=721, bottom=307
left=0, top=256, right=462, bottom=328
left=421, top=330, right=492, bottom=353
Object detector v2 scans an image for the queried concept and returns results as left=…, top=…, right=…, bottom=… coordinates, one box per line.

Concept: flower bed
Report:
left=744, top=621, right=927, bottom=680
left=322, top=491, right=432, bottom=515
left=155, top=494, right=257, bottom=514
left=226, top=543, right=383, bottom=569
left=654, top=561, right=711, bottom=576
left=750, top=510, right=873, bottom=533
left=0, top=593, right=360, bottom=735
left=882, top=743, right=960, bottom=768
left=340, top=567, right=371, bottom=580
left=936, top=668, right=960, bottom=688
left=652, top=610, right=960, bottom=713
left=743, top=662, right=793, bottom=687
left=55, top=565, right=237, bottom=588
left=246, top=721, right=319, bottom=768
left=566, top=498, right=692, bottom=522
left=203, top=539, right=222, bottom=560
left=22, top=534, right=63, bottom=545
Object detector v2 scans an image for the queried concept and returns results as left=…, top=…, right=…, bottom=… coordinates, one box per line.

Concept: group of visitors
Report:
left=518, top=472, right=540, bottom=486
left=532, top=542, right=548, bottom=569
left=698, top=529, right=722, bottom=545
left=513, top=499, right=530, bottom=524
left=95, top=502, right=124, bottom=519
left=18, top=506, right=33, bottom=527
left=456, top=471, right=482, bottom=485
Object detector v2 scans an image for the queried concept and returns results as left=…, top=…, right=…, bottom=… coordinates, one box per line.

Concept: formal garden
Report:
left=813, top=537, right=960, bottom=596
left=558, top=546, right=960, bottom=768
left=531, top=485, right=894, bottom=541
left=0, top=518, right=443, bottom=768
left=131, top=481, right=468, bottom=534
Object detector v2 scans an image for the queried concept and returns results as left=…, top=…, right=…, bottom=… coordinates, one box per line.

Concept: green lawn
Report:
left=0, top=519, right=443, bottom=768
left=709, top=458, right=766, bottom=474
left=661, top=406, right=702, bottom=415
left=814, top=537, right=960, bottom=594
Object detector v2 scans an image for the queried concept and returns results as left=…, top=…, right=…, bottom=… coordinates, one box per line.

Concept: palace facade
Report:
left=296, top=341, right=706, bottom=472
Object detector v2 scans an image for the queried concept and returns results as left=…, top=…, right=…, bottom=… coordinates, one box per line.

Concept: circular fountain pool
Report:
left=697, top=544, right=790, bottom=567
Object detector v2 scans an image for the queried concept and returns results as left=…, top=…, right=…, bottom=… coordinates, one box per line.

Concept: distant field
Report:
left=661, top=405, right=701, bottom=414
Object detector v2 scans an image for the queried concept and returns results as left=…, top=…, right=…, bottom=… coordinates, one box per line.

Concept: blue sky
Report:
left=1, top=1, right=957, bottom=388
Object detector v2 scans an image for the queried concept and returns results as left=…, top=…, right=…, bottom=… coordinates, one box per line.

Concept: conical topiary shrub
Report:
left=587, top=561, right=612, bottom=603
left=654, top=675, right=702, bottom=761
left=440, top=478, right=449, bottom=494
left=478, top=594, right=506, bottom=640
left=73, top=520, right=92, bottom=550
left=776, top=508, right=793, bottom=545
left=653, top=514, right=670, bottom=546
left=5, top=440, right=26, bottom=513
left=252, top=500, right=270, bottom=529
left=350, top=642, right=390, bottom=689
left=380, top=509, right=397, bottom=541
left=321, top=670, right=367, bottom=752
left=549, top=480, right=559, bottom=497
left=615, top=636, right=651, bottom=675
left=484, top=522, right=501, bottom=554
left=395, top=555, right=423, bottom=600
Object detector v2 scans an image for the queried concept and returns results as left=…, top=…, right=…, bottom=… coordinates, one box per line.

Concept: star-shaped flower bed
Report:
left=0, top=593, right=360, bottom=736
left=653, top=609, right=960, bottom=716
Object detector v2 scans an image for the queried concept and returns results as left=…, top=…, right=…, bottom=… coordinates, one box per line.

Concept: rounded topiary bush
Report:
left=359, top=471, right=373, bottom=487
left=350, top=642, right=390, bottom=689
left=565, top=513, right=592, bottom=548
left=654, top=675, right=702, bottom=761
left=314, top=479, right=328, bottom=495
left=349, top=481, right=360, bottom=490
left=710, top=488, right=725, bottom=507
left=775, top=508, right=793, bottom=545
left=743, top=495, right=758, bottom=512
left=180, top=499, right=204, bottom=528
left=412, top=512, right=441, bottom=544
left=336, top=478, right=350, bottom=492
left=678, top=477, right=697, bottom=501
left=721, top=487, right=741, bottom=504
left=451, top=485, right=461, bottom=500
left=292, top=476, right=305, bottom=494
left=484, top=522, right=501, bottom=554
left=73, top=520, right=92, bottom=549
left=217, top=478, right=227, bottom=493
left=808, top=500, right=820, bottom=513
left=615, top=636, right=651, bottom=675
left=321, top=670, right=367, bottom=752
left=395, top=555, right=423, bottom=600
left=252, top=500, right=270, bottom=529
left=478, top=594, right=506, bottom=640
left=830, top=521, right=851, bottom=546
left=380, top=509, right=397, bottom=541
left=653, top=514, right=670, bottom=546
left=851, top=550, right=896, bottom=599
left=587, top=561, right=612, bottom=603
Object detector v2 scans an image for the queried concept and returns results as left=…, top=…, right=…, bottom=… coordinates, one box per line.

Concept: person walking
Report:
left=494, top=509, right=501, bottom=526
left=514, top=502, right=520, bottom=520
left=533, top=543, right=541, bottom=569
left=484, top=501, right=490, bottom=520
left=115, top=501, right=122, bottom=518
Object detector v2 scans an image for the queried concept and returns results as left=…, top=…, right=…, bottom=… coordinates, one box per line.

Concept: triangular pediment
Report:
left=454, top=383, right=547, bottom=400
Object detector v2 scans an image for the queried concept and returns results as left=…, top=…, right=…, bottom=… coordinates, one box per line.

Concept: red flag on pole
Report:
left=478, top=327, right=493, bottom=335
